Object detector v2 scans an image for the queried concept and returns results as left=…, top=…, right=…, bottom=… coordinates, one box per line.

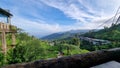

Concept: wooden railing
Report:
left=0, top=22, right=17, bottom=32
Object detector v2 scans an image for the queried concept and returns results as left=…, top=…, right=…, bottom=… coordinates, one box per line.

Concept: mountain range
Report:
left=41, top=29, right=90, bottom=40
left=41, top=23, right=120, bottom=41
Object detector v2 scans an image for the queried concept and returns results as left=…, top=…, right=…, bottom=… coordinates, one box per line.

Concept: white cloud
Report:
left=11, top=13, right=120, bottom=37
left=40, top=0, right=120, bottom=28
left=12, top=16, right=62, bottom=37
left=10, top=16, right=101, bottom=37
left=5, top=0, right=120, bottom=37
left=40, top=0, right=99, bottom=23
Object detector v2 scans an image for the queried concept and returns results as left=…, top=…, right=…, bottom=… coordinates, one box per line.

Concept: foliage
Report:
left=1, top=23, right=119, bottom=67
left=7, top=32, right=48, bottom=64
left=0, top=51, right=4, bottom=66
left=81, top=23, right=120, bottom=51
left=7, top=45, right=27, bottom=64
left=0, top=31, right=89, bottom=67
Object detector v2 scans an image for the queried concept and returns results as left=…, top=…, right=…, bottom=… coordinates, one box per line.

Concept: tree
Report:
left=71, top=37, right=80, bottom=47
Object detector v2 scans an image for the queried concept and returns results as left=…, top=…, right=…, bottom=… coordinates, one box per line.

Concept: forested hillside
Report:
left=0, top=30, right=89, bottom=67
left=81, top=23, right=120, bottom=51
left=83, top=23, right=120, bottom=41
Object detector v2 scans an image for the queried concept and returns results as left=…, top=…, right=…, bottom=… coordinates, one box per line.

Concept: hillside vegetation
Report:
left=0, top=31, right=89, bottom=67
left=83, top=23, right=120, bottom=41
left=81, top=23, right=120, bottom=51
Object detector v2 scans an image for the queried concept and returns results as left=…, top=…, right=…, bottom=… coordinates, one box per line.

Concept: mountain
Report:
left=41, top=29, right=90, bottom=40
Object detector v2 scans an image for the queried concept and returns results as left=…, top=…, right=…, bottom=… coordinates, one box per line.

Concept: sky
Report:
left=0, top=0, right=120, bottom=37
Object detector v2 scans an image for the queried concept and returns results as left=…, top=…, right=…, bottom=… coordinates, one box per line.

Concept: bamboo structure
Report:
left=0, top=8, right=17, bottom=55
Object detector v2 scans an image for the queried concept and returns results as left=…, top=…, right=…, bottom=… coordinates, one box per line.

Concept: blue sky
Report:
left=0, top=0, right=120, bottom=37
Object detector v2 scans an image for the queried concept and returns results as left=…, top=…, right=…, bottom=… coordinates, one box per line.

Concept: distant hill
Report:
left=82, top=23, right=120, bottom=41
left=41, top=29, right=90, bottom=40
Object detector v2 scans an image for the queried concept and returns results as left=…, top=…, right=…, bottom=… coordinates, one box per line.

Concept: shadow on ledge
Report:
left=2, top=48, right=120, bottom=68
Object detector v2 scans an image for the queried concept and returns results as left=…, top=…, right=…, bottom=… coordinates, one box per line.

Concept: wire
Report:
left=92, top=16, right=114, bottom=31
left=92, top=6, right=120, bottom=31
left=97, top=17, right=113, bottom=28
left=115, top=15, right=120, bottom=24
left=112, top=6, right=120, bottom=24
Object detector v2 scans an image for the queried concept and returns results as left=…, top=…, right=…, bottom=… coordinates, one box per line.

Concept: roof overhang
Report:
left=0, top=8, right=13, bottom=17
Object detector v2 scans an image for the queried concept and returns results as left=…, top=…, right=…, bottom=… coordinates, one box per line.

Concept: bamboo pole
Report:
left=12, top=33, right=16, bottom=47
left=2, top=31, right=7, bottom=55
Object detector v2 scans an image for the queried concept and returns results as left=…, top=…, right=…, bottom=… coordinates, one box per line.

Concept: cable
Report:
left=97, top=17, right=113, bottom=28
left=92, top=16, right=114, bottom=31
left=115, top=15, right=120, bottom=24
left=92, top=6, right=120, bottom=31
left=112, top=6, right=120, bottom=24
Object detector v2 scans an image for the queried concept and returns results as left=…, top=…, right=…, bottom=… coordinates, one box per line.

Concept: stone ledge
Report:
left=2, top=48, right=120, bottom=68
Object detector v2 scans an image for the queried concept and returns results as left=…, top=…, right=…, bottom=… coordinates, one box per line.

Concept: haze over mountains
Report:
left=41, top=29, right=90, bottom=40
left=41, top=23, right=120, bottom=41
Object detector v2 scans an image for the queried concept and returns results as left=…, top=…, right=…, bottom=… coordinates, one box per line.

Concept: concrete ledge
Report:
left=2, top=48, right=120, bottom=68
left=91, top=61, right=120, bottom=68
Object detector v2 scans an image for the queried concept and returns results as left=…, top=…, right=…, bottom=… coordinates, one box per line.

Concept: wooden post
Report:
left=12, top=33, right=16, bottom=46
left=1, top=31, right=7, bottom=55
left=7, top=16, right=11, bottom=24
